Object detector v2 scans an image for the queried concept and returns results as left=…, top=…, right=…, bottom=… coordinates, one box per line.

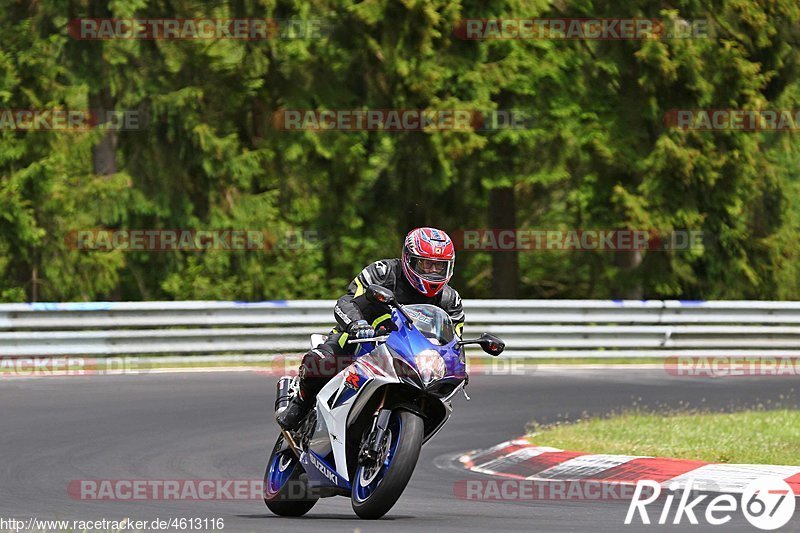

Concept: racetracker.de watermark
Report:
left=253, top=353, right=531, bottom=378
left=664, top=109, right=800, bottom=131
left=665, top=356, right=800, bottom=378
left=271, top=109, right=532, bottom=131
left=454, top=479, right=654, bottom=501
left=0, top=517, right=224, bottom=532
left=453, top=18, right=710, bottom=40
left=66, top=229, right=319, bottom=251
left=69, top=479, right=314, bottom=500
left=453, top=229, right=704, bottom=252
left=1, top=357, right=149, bottom=377
left=0, top=109, right=141, bottom=131
left=68, top=18, right=329, bottom=40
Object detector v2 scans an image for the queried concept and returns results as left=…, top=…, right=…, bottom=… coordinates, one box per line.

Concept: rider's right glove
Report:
left=349, top=319, right=375, bottom=340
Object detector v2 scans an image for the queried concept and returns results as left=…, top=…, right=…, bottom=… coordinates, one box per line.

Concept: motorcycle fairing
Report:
left=300, top=449, right=351, bottom=491
left=312, top=351, right=399, bottom=483
left=306, top=308, right=466, bottom=489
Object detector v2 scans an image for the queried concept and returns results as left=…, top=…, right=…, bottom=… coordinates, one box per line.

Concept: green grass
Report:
left=527, top=409, right=800, bottom=465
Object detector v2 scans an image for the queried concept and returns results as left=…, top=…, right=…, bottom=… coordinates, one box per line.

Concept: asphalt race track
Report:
left=1, top=368, right=797, bottom=532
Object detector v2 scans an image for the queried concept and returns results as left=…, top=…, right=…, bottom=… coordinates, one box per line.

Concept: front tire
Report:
left=351, top=410, right=424, bottom=519
left=263, top=434, right=318, bottom=517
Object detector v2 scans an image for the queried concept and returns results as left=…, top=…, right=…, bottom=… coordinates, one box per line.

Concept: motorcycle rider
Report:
left=276, top=227, right=465, bottom=430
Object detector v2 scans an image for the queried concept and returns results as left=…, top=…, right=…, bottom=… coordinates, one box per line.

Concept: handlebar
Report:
left=346, top=335, right=390, bottom=345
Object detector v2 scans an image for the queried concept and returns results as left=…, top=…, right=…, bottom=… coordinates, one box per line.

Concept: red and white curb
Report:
left=459, top=438, right=800, bottom=495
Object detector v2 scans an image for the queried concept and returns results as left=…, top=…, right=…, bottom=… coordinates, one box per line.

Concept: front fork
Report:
left=360, top=408, right=392, bottom=464
left=359, top=388, right=392, bottom=465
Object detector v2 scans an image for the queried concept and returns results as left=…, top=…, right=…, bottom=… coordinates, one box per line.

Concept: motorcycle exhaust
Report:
left=275, top=376, right=303, bottom=459
left=274, top=376, right=295, bottom=414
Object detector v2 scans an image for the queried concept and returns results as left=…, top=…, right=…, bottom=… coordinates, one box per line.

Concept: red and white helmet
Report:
left=401, top=227, right=455, bottom=297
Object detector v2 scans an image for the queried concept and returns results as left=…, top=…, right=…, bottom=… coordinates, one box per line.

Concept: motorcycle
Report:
left=263, top=284, right=505, bottom=519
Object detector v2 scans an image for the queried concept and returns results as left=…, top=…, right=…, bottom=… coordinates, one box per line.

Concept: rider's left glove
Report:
left=349, top=319, right=375, bottom=339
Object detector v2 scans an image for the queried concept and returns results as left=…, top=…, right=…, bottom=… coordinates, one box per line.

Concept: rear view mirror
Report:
left=478, top=333, right=505, bottom=356
left=457, top=332, right=505, bottom=356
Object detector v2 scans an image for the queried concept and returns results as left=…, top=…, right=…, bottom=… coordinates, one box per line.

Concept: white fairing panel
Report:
left=313, top=353, right=400, bottom=479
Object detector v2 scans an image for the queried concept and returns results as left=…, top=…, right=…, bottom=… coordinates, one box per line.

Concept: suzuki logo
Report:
left=309, top=453, right=338, bottom=485
left=345, top=370, right=361, bottom=389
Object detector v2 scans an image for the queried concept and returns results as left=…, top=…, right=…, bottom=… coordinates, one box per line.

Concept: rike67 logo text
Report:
left=625, top=478, right=796, bottom=530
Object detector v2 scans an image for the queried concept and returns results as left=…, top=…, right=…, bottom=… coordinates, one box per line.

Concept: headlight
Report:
left=415, top=350, right=446, bottom=384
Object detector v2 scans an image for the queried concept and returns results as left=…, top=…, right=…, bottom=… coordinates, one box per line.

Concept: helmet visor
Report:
left=408, top=255, right=453, bottom=282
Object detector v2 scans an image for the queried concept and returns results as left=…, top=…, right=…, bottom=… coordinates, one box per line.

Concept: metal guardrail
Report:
left=2, top=300, right=800, bottom=358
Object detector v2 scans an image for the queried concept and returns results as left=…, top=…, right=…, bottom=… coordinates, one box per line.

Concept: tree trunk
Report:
left=89, top=88, right=117, bottom=176
left=489, top=186, right=519, bottom=298
left=614, top=249, right=643, bottom=298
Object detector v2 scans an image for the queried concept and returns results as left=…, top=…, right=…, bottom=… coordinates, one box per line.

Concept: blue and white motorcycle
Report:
left=263, top=284, right=505, bottom=519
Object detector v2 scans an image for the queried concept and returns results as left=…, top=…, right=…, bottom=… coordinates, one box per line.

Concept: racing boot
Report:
left=275, top=393, right=311, bottom=430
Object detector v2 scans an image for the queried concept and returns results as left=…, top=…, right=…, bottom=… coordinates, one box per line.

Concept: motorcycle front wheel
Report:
left=351, top=410, right=424, bottom=519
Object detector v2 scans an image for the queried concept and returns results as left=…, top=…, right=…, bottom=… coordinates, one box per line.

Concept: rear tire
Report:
left=263, top=434, right=318, bottom=517
left=351, top=410, right=424, bottom=519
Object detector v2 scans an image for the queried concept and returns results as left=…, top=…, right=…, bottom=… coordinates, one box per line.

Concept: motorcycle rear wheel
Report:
left=263, top=434, right=318, bottom=516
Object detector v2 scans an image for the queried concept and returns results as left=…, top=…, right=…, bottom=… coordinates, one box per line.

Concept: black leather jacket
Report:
left=334, top=258, right=465, bottom=337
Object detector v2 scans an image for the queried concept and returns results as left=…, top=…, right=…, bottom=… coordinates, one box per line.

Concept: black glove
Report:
left=348, top=319, right=375, bottom=339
